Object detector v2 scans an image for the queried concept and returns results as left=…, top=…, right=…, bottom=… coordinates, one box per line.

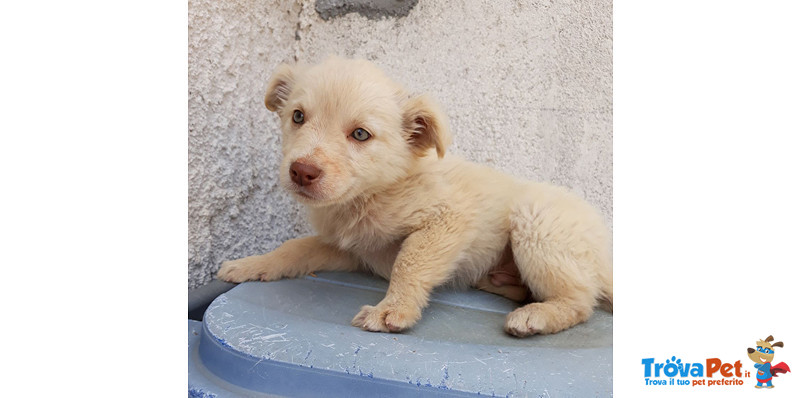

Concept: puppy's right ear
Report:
left=265, top=64, right=295, bottom=112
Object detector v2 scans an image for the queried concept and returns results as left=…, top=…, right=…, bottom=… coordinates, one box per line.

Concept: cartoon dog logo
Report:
left=747, top=335, right=791, bottom=388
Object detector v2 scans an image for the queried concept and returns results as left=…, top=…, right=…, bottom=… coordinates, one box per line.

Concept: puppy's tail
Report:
left=598, top=291, right=613, bottom=313
left=597, top=272, right=613, bottom=313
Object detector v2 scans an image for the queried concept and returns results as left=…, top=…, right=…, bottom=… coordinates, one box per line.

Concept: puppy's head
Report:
left=265, top=56, right=451, bottom=207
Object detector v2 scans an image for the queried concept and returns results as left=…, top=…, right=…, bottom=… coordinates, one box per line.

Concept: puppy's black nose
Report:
left=290, top=161, right=322, bottom=187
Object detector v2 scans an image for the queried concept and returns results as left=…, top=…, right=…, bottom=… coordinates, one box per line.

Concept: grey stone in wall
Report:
left=315, top=0, right=419, bottom=20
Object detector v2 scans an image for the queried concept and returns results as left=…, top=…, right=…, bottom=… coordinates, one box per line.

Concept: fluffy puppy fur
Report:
left=218, top=57, right=612, bottom=336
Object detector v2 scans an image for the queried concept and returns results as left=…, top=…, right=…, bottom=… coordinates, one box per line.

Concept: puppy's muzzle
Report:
left=290, top=161, right=322, bottom=187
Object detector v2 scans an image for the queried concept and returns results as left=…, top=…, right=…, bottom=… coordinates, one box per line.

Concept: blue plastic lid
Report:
left=188, top=272, right=612, bottom=397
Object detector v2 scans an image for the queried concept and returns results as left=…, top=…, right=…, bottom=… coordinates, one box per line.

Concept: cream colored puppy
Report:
left=218, top=57, right=612, bottom=336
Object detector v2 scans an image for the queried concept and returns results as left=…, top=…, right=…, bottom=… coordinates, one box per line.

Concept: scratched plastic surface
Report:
left=188, top=272, right=612, bottom=397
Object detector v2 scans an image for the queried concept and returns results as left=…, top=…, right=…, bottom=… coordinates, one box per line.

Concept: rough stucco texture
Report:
left=188, top=0, right=612, bottom=289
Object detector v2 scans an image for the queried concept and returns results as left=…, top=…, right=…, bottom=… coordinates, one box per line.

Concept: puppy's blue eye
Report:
left=351, top=128, right=371, bottom=142
left=292, top=110, right=304, bottom=124
left=757, top=347, right=764, bottom=352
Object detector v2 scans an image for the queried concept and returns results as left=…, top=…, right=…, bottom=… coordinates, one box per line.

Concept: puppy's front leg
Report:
left=352, top=215, right=464, bottom=333
left=217, top=236, right=357, bottom=283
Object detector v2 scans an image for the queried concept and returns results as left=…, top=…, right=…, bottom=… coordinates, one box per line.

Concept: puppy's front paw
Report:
left=351, top=303, right=420, bottom=333
left=504, top=305, right=549, bottom=337
left=217, top=259, right=257, bottom=283
left=217, top=255, right=281, bottom=283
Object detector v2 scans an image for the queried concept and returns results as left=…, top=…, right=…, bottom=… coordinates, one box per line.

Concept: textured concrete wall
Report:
left=188, top=0, right=612, bottom=288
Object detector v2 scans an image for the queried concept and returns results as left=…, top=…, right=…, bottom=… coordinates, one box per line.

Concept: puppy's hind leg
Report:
left=503, top=204, right=600, bottom=336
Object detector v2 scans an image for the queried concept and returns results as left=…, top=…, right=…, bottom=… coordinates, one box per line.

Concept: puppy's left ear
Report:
left=265, top=63, right=295, bottom=112
left=402, top=94, right=452, bottom=159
